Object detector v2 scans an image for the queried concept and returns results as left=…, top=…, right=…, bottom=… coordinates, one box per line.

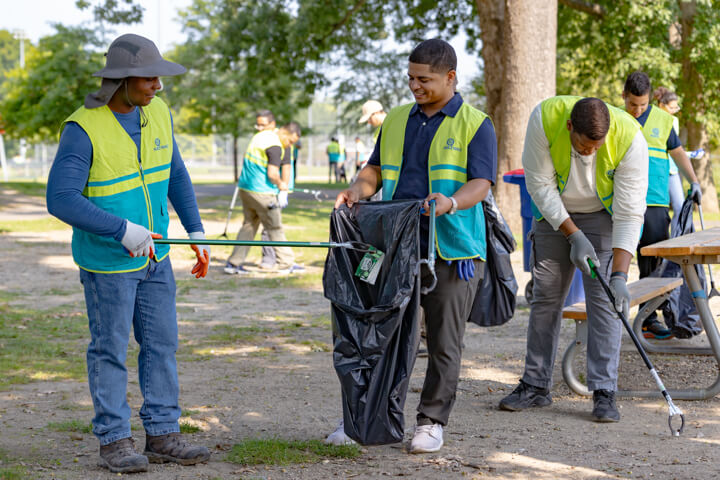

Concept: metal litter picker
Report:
left=696, top=203, right=720, bottom=298
left=588, top=259, right=685, bottom=436
left=154, top=238, right=376, bottom=252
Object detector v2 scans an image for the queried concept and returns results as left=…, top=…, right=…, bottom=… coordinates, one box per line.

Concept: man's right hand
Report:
left=567, top=230, right=600, bottom=276
left=121, top=220, right=159, bottom=258
left=335, top=188, right=361, bottom=209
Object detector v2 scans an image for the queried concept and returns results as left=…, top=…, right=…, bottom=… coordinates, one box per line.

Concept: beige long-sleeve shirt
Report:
left=522, top=104, right=648, bottom=254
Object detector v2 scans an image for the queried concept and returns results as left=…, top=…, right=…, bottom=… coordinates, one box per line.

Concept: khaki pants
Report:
left=228, top=190, right=295, bottom=268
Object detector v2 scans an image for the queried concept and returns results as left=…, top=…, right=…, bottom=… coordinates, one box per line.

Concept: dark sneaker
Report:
left=592, top=389, right=620, bottom=422
left=642, top=319, right=674, bottom=340
left=499, top=380, right=552, bottom=411
left=144, top=432, right=210, bottom=466
left=223, top=261, right=250, bottom=275
left=98, top=437, right=149, bottom=473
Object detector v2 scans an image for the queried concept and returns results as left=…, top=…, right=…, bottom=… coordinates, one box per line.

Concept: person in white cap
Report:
left=46, top=33, right=211, bottom=473
left=359, top=99, right=387, bottom=145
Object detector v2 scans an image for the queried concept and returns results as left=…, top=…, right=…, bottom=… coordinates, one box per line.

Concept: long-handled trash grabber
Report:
left=588, top=259, right=685, bottom=436
left=419, top=200, right=437, bottom=294
left=696, top=203, right=719, bottom=298
left=155, top=238, right=377, bottom=252
left=220, top=185, right=240, bottom=239
left=294, top=188, right=327, bottom=201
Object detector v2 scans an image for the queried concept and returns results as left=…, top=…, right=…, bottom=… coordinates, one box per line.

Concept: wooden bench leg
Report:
left=562, top=318, right=591, bottom=396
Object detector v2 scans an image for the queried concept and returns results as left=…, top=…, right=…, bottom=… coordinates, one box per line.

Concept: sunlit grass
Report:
left=47, top=419, right=92, bottom=434
left=227, top=438, right=361, bottom=466
left=0, top=216, right=69, bottom=233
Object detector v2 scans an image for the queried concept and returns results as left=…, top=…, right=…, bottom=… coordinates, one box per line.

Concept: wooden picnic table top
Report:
left=640, top=227, right=720, bottom=257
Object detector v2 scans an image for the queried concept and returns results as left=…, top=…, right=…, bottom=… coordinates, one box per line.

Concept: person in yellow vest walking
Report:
left=333, top=38, right=497, bottom=453
left=499, top=96, right=648, bottom=423
left=46, top=34, right=211, bottom=473
left=223, top=121, right=303, bottom=274
left=622, top=72, right=702, bottom=339
left=326, top=136, right=345, bottom=183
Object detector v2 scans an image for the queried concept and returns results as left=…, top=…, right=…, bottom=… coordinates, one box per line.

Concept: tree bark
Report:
left=679, top=0, right=719, bottom=213
left=233, top=133, right=239, bottom=182
left=476, top=0, right=557, bottom=232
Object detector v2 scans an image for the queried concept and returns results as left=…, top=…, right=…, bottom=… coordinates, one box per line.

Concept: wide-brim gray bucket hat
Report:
left=85, top=33, right=186, bottom=108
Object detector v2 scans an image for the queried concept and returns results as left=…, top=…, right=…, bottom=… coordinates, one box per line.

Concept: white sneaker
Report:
left=324, top=419, right=356, bottom=446
left=410, top=423, right=443, bottom=453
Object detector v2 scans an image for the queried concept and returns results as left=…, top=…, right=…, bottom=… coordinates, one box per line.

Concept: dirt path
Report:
left=1, top=191, right=719, bottom=480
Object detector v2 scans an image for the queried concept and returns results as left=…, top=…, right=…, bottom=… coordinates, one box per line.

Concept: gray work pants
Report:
left=417, top=259, right=484, bottom=426
left=227, top=190, right=295, bottom=268
left=522, top=211, right=621, bottom=392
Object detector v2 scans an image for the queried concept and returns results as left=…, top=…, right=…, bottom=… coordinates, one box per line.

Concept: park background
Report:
left=2, top=1, right=720, bottom=479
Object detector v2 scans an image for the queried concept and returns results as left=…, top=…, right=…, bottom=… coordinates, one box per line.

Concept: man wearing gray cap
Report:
left=47, top=34, right=211, bottom=473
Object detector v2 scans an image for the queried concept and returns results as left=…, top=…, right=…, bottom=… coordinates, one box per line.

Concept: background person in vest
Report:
left=326, top=136, right=344, bottom=183
left=499, top=96, right=648, bottom=423
left=224, top=122, right=303, bottom=274
left=653, top=86, right=684, bottom=235
left=333, top=38, right=497, bottom=453
left=46, top=34, right=211, bottom=473
left=623, top=72, right=701, bottom=339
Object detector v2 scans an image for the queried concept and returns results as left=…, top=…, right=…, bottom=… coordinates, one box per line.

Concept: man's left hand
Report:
left=189, top=231, right=210, bottom=278
left=423, top=193, right=452, bottom=216
left=689, top=182, right=702, bottom=205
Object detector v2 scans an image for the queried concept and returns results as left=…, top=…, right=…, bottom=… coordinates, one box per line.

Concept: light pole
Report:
left=12, top=29, right=27, bottom=173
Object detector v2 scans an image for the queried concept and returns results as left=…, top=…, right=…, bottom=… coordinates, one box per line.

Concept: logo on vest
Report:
left=651, top=127, right=660, bottom=138
left=443, top=138, right=461, bottom=152
left=154, top=138, right=169, bottom=151
left=606, top=169, right=615, bottom=180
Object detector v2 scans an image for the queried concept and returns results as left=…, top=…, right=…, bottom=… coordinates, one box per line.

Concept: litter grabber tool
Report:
left=587, top=259, right=685, bottom=436
left=220, top=185, right=240, bottom=239
left=419, top=199, right=437, bottom=294
left=695, top=203, right=719, bottom=298
left=294, top=188, right=327, bottom=201
left=154, top=238, right=376, bottom=252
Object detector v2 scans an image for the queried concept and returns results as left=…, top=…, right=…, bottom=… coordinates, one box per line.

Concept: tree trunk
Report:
left=233, top=134, right=239, bottom=183
left=679, top=0, right=719, bottom=213
left=476, top=0, right=558, bottom=232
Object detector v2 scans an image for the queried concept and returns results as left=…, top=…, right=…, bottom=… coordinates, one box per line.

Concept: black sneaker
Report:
left=592, top=389, right=620, bottom=422
left=499, top=380, right=552, bottom=411
left=642, top=319, right=673, bottom=340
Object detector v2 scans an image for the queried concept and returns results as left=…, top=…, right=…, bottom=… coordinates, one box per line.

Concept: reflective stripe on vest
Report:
left=638, top=105, right=673, bottom=207
left=62, top=97, right=174, bottom=273
left=537, top=95, right=640, bottom=220
left=237, top=130, right=283, bottom=194
left=379, top=102, right=488, bottom=261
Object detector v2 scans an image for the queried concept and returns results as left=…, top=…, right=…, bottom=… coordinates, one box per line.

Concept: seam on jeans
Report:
left=88, top=273, right=104, bottom=420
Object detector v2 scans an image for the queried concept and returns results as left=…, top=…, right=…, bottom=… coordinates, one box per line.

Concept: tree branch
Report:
left=317, top=0, right=367, bottom=44
left=559, top=0, right=605, bottom=19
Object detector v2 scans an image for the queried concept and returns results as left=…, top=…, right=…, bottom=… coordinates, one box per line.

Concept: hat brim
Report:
left=358, top=112, right=372, bottom=124
left=93, top=59, right=187, bottom=79
left=85, top=78, right=123, bottom=109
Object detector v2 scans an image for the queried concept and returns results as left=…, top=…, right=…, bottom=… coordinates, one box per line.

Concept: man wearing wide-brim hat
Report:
left=47, top=33, right=211, bottom=473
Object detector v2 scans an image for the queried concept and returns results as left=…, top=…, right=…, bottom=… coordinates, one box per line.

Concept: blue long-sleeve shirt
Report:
left=47, top=107, right=203, bottom=241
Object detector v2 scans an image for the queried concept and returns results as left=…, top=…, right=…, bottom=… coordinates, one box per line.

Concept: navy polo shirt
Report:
left=367, top=93, right=497, bottom=255
left=636, top=106, right=682, bottom=151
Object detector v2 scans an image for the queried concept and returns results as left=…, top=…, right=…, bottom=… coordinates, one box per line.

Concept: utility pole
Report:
left=13, top=29, right=27, bottom=171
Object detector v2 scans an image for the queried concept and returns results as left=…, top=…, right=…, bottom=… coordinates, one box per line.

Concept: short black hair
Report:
left=256, top=109, right=275, bottom=122
left=283, top=121, right=301, bottom=136
left=624, top=71, right=652, bottom=97
left=570, top=98, right=610, bottom=141
left=409, top=38, right=457, bottom=73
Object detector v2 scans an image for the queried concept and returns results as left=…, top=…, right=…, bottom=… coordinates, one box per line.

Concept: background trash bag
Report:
left=468, top=191, right=518, bottom=327
left=323, top=200, right=423, bottom=445
left=651, top=196, right=705, bottom=338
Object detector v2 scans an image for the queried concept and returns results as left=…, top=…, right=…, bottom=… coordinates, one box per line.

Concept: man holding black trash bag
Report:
left=333, top=38, right=497, bottom=453
left=499, top=96, right=648, bottom=423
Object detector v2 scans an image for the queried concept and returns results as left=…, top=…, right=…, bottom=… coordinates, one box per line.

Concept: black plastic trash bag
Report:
left=323, top=200, right=423, bottom=445
left=652, top=196, right=706, bottom=338
left=468, top=191, right=518, bottom=327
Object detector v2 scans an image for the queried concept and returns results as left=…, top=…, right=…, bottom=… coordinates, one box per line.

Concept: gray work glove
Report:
left=688, top=182, right=702, bottom=205
left=567, top=230, right=599, bottom=276
left=609, top=273, right=630, bottom=319
left=121, top=220, right=158, bottom=258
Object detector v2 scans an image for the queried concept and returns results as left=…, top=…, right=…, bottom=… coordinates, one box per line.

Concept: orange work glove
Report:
left=188, top=231, right=210, bottom=278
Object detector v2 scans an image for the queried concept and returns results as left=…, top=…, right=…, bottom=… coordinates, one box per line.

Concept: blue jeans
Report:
left=79, top=257, right=180, bottom=445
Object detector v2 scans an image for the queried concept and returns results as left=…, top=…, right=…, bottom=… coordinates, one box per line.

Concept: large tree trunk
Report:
left=679, top=0, right=719, bottom=213
left=476, top=0, right=558, bottom=231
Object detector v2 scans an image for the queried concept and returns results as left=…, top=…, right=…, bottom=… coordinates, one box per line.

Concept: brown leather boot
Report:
left=98, top=437, right=149, bottom=473
left=144, top=432, right=210, bottom=465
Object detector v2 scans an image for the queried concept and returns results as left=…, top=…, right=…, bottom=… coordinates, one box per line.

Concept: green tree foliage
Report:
left=75, top=0, right=144, bottom=27
left=0, top=26, right=103, bottom=140
left=557, top=0, right=720, bottom=146
left=0, top=30, right=22, bottom=86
